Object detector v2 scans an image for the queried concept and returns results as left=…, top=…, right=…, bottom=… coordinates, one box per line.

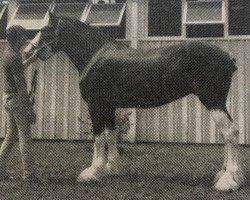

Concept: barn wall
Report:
left=0, top=39, right=249, bottom=144
left=136, top=39, right=250, bottom=144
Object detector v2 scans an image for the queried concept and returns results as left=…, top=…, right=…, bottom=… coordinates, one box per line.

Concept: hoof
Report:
left=77, top=166, right=107, bottom=183
left=106, top=159, right=130, bottom=176
left=214, top=170, right=245, bottom=192
left=214, top=169, right=226, bottom=184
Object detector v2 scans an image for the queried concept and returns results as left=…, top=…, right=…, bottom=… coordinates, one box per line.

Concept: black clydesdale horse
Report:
left=24, top=12, right=244, bottom=191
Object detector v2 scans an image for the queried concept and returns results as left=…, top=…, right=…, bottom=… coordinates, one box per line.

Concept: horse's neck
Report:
left=65, top=47, right=91, bottom=72
left=64, top=38, right=114, bottom=73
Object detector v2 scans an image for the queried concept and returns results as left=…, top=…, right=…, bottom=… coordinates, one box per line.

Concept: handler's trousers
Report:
left=0, top=94, right=34, bottom=180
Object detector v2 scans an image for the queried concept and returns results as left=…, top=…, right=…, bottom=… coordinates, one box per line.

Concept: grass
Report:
left=0, top=140, right=250, bottom=200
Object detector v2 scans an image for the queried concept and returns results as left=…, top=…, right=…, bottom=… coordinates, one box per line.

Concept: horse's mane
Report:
left=58, top=16, right=115, bottom=51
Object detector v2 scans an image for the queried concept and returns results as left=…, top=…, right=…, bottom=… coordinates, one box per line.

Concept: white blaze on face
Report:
left=31, top=32, right=42, bottom=47
left=24, top=32, right=42, bottom=55
left=43, top=11, right=50, bottom=27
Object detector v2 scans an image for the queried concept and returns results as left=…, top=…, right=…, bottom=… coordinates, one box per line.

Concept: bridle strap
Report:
left=32, top=18, right=62, bottom=51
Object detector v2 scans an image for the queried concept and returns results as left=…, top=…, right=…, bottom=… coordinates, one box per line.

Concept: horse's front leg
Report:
left=211, top=110, right=245, bottom=192
left=105, top=130, right=128, bottom=176
left=77, top=133, right=107, bottom=182
left=77, top=105, right=108, bottom=183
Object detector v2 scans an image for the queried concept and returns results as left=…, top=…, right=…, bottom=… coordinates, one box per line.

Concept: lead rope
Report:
left=27, top=19, right=61, bottom=105
left=28, top=65, right=38, bottom=105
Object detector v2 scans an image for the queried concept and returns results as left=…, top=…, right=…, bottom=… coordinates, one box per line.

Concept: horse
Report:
left=24, top=11, right=244, bottom=192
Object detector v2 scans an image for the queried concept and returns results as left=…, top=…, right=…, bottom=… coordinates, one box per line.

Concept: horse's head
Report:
left=25, top=10, right=111, bottom=69
left=24, top=11, right=62, bottom=61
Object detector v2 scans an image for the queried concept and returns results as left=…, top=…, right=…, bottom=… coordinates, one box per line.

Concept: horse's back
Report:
left=80, top=41, right=236, bottom=109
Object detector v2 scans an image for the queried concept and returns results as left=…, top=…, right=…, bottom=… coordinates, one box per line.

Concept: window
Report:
left=185, top=0, right=224, bottom=23
left=186, top=24, right=224, bottom=37
left=8, top=3, right=51, bottom=30
left=8, top=0, right=126, bottom=39
left=53, top=3, right=87, bottom=20
left=147, top=0, right=247, bottom=38
left=229, top=0, right=250, bottom=35
left=83, top=3, right=125, bottom=26
left=184, top=0, right=225, bottom=38
left=148, top=0, right=182, bottom=37
left=82, top=3, right=126, bottom=39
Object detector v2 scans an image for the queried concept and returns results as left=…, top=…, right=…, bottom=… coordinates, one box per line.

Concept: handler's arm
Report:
left=12, top=59, right=31, bottom=105
left=14, top=73, right=31, bottom=105
left=14, top=71, right=36, bottom=123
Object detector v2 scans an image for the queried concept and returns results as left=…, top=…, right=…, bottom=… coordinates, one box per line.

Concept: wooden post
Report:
left=126, top=0, right=138, bottom=49
left=120, top=0, right=139, bottom=143
left=128, top=0, right=137, bottom=143
left=130, top=0, right=138, bottom=49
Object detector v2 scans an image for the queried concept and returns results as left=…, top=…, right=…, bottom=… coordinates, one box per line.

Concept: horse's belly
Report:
left=81, top=55, right=192, bottom=107
left=115, top=85, right=189, bottom=108
left=109, top=68, right=192, bottom=108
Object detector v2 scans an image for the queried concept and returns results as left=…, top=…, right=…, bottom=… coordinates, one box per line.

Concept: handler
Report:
left=0, top=25, right=39, bottom=182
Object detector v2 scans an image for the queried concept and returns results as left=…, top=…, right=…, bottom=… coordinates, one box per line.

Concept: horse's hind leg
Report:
left=77, top=103, right=107, bottom=183
left=210, top=109, right=245, bottom=191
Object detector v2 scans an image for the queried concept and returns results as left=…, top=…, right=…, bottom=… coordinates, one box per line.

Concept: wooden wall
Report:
left=136, top=39, right=250, bottom=144
left=0, top=39, right=249, bottom=144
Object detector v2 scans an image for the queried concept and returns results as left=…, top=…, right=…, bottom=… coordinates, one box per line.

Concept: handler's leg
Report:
left=0, top=113, right=18, bottom=177
left=211, top=110, right=245, bottom=191
left=77, top=133, right=107, bottom=182
left=14, top=110, right=35, bottom=180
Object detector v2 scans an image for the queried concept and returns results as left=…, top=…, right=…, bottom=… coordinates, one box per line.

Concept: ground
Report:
left=0, top=140, right=249, bottom=200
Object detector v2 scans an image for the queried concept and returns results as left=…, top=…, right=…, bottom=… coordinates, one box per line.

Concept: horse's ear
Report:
left=228, top=52, right=236, bottom=64
left=47, top=9, right=57, bottom=26
left=49, top=10, right=53, bottom=17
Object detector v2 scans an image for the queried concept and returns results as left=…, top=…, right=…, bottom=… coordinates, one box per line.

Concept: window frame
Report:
left=183, top=0, right=226, bottom=25
left=144, top=0, right=250, bottom=40
left=51, top=2, right=88, bottom=20
left=0, top=4, right=7, bottom=21
left=0, top=3, right=8, bottom=40
left=81, top=3, right=126, bottom=26
left=184, top=0, right=226, bottom=38
left=8, top=3, right=52, bottom=30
